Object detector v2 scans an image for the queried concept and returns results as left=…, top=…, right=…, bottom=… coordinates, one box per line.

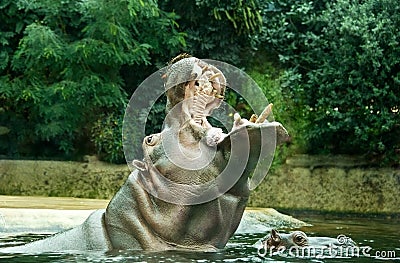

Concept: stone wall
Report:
left=248, top=155, right=400, bottom=214
left=0, top=157, right=130, bottom=199
left=0, top=155, right=399, bottom=213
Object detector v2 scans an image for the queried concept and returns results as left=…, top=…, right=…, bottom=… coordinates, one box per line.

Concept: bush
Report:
left=160, top=0, right=263, bottom=64
left=91, top=112, right=125, bottom=164
left=257, top=0, right=400, bottom=165
left=247, top=61, right=308, bottom=154
left=0, top=0, right=269, bottom=162
left=0, top=0, right=185, bottom=159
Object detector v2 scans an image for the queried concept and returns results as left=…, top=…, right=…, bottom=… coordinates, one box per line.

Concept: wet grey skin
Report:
left=0, top=56, right=288, bottom=253
left=258, top=229, right=357, bottom=252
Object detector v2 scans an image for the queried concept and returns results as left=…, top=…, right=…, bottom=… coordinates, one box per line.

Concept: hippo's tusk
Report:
left=209, top=73, right=222, bottom=81
left=249, top=114, right=258, bottom=123
left=255, top=103, right=273, bottom=123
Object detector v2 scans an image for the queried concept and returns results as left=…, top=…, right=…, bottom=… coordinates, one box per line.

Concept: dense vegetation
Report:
left=0, top=0, right=398, bottom=166
left=259, top=0, right=400, bottom=165
left=0, top=0, right=185, bottom=162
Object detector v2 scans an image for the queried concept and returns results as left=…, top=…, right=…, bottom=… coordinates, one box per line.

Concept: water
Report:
left=0, top=214, right=398, bottom=262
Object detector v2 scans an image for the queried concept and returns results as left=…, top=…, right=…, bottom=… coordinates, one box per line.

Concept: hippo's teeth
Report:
left=255, top=103, right=273, bottom=123
left=192, top=93, right=212, bottom=125
left=234, top=113, right=241, bottom=123
left=183, top=62, right=226, bottom=128
left=209, top=73, right=222, bottom=81
left=249, top=114, right=258, bottom=123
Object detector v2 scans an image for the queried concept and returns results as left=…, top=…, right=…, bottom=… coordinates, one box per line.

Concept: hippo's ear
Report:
left=132, top=160, right=148, bottom=172
left=271, top=229, right=280, bottom=242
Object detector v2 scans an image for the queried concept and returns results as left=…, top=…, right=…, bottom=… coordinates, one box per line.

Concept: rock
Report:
left=235, top=208, right=310, bottom=234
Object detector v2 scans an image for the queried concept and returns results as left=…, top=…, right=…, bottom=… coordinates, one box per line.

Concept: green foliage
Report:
left=245, top=57, right=309, bottom=171
left=160, top=0, right=263, bottom=64
left=0, top=0, right=266, bottom=162
left=257, top=0, right=400, bottom=165
left=4, top=0, right=397, bottom=166
left=91, top=112, right=124, bottom=164
left=205, top=0, right=262, bottom=34
left=145, top=95, right=167, bottom=135
left=0, top=0, right=185, bottom=160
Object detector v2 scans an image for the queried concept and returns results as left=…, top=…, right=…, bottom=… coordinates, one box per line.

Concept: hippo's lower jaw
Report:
left=103, top=169, right=249, bottom=251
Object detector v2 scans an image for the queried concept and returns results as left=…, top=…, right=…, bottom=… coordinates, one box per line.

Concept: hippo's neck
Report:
left=104, top=170, right=249, bottom=250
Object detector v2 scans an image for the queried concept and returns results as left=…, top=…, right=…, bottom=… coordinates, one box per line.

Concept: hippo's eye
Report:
left=295, top=236, right=304, bottom=242
left=145, top=135, right=157, bottom=146
left=294, top=234, right=307, bottom=245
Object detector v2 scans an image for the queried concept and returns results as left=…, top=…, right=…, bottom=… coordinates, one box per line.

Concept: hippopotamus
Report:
left=1, top=56, right=288, bottom=253
left=256, top=229, right=357, bottom=256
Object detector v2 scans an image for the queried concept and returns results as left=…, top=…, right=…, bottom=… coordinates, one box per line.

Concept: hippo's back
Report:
left=1, top=210, right=111, bottom=253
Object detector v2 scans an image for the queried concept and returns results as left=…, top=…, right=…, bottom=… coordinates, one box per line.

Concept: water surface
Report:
left=0, top=214, right=398, bottom=262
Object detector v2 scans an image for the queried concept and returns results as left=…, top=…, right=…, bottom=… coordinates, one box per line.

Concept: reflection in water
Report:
left=0, top=215, right=398, bottom=262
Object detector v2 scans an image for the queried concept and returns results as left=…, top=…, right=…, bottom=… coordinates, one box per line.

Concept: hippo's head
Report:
left=260, top=229, right=357, bottom=252
left=261, top=229, right=309, bottom=250
left=131, top=56, right=289, bottom=205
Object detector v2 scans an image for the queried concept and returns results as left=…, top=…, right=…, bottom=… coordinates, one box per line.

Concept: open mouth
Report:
left=183, top=61, right=226, bottom=128
left=163, top=57, right=226, bottom=129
